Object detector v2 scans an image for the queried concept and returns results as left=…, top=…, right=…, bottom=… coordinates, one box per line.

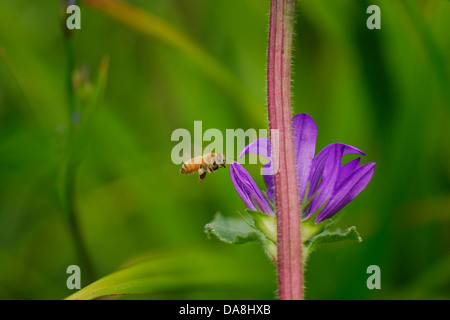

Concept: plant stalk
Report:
left=267, top=0, right=303, bottom=300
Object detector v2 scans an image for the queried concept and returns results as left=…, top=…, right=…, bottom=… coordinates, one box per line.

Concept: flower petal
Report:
left=337, top=158, right=361, bottom=187
left=239, top=139, right=275, bottom=203
left=315, top=162, right=376, bottom=223
left=230, top=164, right=257, bottom=211
left=308, top=143, right=366, bottom=199
left=306, top=143, right=365, bottom=219
left=239, top=138, right=271, bottom=161
left=240, top=114, right=318, bottom=203
left=229, top=162, right=274, bottom=215
left=263, top=163, right=274, bottom=202
left=292, top=114, right=317, bottom=202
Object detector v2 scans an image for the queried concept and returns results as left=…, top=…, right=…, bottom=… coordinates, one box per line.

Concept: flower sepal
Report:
left=301, top=215, right=362, bottom=263
left=246, top=209, right=277, bottom=244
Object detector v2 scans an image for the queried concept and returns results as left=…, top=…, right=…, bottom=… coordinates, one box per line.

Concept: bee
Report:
left=180, top=153, right=226, bottom=183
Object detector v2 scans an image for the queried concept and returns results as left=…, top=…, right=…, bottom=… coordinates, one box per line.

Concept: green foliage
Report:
left=0, top=0, right=448, bottom=299
left=204, top=213, right=265, bottom=245
left=66, top=251, right=271, bottom=300
left=206, top=210, right=362, bottom=264
left=205, top=211, right=277, bottom=260
left=303, top=226, right=362, bottom=260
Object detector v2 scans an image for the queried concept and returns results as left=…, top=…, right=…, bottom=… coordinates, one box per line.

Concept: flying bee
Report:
left=180, top=153, right=226, bottom=183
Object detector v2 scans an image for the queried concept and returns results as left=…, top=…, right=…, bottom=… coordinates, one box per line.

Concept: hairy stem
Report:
left=267, top=0, right=303, bottom=300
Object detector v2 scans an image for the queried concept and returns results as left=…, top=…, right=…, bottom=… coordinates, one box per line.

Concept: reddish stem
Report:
left=268, top=0, right=303, bottom=300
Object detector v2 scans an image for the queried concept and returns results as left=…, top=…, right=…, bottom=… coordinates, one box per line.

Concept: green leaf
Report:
left=66, top=251, right=271, bottom=300
left=205, top=213, right=363, bottom=264
left=204, top=213, right=265, bottom=245
left=303, top=226, right=362, bottom=262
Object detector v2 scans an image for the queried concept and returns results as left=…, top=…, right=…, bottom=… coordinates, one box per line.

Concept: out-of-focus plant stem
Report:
left=267, top=0, right=303, bottom=300
left=64, top=155, right=95, bottom=285
left=61, top=0, right=95, bottom=284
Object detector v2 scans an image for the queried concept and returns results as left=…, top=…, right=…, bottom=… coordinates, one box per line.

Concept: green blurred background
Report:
left=0, top=0, right=449, bottom=299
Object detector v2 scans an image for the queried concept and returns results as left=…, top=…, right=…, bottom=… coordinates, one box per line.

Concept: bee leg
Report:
left=198, top=172, right=206, bottom=183
left=198, top=167, right=206, bottom=183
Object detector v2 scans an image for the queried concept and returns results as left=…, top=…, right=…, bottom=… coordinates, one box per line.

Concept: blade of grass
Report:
left=65, top=251, right=269, bottom=300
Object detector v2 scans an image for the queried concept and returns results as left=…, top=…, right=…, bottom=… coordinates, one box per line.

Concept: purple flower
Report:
left=230, top=113, right=375, bottom=223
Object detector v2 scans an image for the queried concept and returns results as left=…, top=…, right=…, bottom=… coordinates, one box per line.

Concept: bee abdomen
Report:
left=180, top=162, right=201, bottom=175
left=180, top=164, right=190, bottom=174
